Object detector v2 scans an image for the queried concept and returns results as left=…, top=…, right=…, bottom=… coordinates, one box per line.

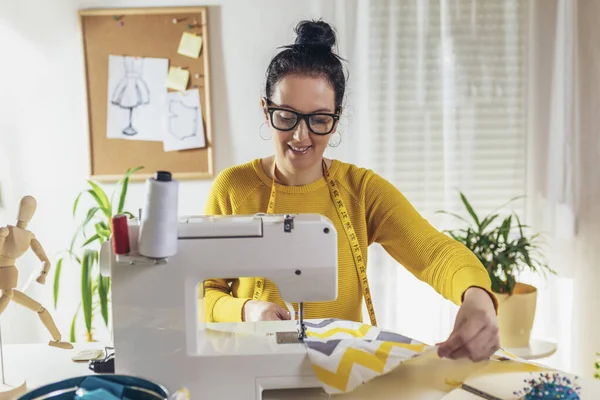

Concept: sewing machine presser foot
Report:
left=275, top=302, right=307, bottom=344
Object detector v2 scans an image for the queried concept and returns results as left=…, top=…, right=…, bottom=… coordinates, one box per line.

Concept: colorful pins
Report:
left=513, top=372, right=581, bottom=400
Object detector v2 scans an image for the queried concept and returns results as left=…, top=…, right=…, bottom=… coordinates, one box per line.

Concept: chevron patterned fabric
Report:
left=304, top=319, right=434, bottom=394
left=303, top=319, right=547, bottom=395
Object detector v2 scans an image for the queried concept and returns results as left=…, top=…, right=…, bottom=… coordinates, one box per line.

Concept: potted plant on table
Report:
left=53, top=166, right=142, bottom=342
left=439, top=192, right=555, bottom=349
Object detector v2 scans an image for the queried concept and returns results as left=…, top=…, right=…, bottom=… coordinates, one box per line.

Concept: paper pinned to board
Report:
left=177, top=32, right=203, bottom=58
left=166, top=67, right=190, bottom=92
left=106, top=55, right=168, bottom=141
left=104, top=54, right=209, bottom=150
left=163, top=88, right=206, bottom=152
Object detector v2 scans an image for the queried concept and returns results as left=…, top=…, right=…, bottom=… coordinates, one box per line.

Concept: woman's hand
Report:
left=243, top=300, right=292, bottom=322
left=437, top=287, right=500, bottom=362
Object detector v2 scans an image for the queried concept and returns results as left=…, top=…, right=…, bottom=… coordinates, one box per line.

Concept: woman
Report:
left=204, top=20, right=499, bottom=362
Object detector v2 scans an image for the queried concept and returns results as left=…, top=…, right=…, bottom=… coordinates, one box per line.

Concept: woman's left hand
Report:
left=436, top=287, right=500, bottom=362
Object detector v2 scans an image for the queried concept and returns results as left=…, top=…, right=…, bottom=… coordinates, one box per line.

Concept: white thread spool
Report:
left=138, top=171, right=179, bottom=259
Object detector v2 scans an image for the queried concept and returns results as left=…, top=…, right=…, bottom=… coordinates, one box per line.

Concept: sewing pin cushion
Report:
left=515, top=372, right=581, bottom=400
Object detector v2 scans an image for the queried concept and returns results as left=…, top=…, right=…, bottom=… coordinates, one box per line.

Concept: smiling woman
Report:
left=262, top=76, right=340, bottom=179
left=202, top=19, right=502, bottom=363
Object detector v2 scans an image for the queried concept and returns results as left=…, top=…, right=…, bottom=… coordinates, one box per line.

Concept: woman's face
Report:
left=262, top=74, right=339, bottom=173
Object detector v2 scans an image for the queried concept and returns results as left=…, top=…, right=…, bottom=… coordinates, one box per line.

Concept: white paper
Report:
left=106, top=55, right=168, bottom=141
left=163, top=88, right=206, bottom=151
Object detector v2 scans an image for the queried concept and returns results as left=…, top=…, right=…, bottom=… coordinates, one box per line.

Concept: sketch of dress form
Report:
left=111, top=57, right=150, bottom=136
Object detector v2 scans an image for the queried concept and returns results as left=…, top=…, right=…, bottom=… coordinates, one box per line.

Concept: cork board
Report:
left=79, top=7, right=213, bottom=182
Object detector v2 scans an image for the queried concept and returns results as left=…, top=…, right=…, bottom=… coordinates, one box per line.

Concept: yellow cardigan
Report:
left=202, top=158, right=495, bottom=323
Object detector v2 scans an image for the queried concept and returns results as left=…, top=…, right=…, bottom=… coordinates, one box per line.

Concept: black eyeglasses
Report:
left=266, top=99, right=340, bottom=135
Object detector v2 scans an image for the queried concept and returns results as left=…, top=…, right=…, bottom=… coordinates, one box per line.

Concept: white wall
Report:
left=0, top=0, right=351, bottom=344
left=570, top=0, right=600, bottom=377
left=524, top=0, right=600, bottom=377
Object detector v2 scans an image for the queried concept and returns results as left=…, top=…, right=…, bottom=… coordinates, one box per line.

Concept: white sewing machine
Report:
left=100, top=212, right=338, bottom=399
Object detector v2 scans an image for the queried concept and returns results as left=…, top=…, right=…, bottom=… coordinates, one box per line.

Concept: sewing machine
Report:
left=100, top=212, right=338, bottom=399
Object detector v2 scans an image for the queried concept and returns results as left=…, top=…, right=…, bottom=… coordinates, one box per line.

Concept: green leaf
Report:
left=70, top=207, right=101, bottom=253
left=86, top=189, right=111, bottom=220
left=73, top=191, right=83, bottom=217
left=448, top=231, right=465, bottom=243
left=95, top=222, right=111, bottom=238
left=94, top=223, right=111, bottom=241
left=490, top=195, right=526, bottom=215
left=117, top=166, right=143, bottom=214
left=82, top=233, right=101, bottom=247
left=500, top=215, right=512, bottom=242
left=87, top=181, right=111, bottom=219
left=81, top=250, right=96, bottom=336
left=87, top=180, right=110, bottom=207
left=98, top=274, right=110, bottom=328
left=513, top=211, right=525, bottom=238
left=111, top=166, right=143, bottom=215
left=53, top=258, right=63, bottom=309
left=459, top=192, right=480, bottom=227
left=435, top=210, right=470, bottom=224
left=479, top=214, right=499, bottom=233
left=70, top=304, right=80, bottom=343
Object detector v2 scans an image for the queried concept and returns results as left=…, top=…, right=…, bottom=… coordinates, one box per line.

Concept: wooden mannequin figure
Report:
left=0, top=195, right=73, bottom=349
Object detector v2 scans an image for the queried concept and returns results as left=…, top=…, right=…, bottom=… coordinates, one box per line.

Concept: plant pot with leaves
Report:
left=439, top=192, right=555, bottom=349
left=53, top=166, right=142, bottom=342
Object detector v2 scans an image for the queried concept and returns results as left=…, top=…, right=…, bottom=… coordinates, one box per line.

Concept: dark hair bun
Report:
left=294, top=20, right=336, bottom=50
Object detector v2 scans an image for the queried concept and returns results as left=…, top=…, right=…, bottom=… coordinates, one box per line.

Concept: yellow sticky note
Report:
left=177, top=32, right=203, bottom=59
left=167, top=67, right=189, bottom=92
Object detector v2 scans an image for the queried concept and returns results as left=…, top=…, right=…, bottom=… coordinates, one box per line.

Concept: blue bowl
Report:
left=17, top=375, right=169, bottom=400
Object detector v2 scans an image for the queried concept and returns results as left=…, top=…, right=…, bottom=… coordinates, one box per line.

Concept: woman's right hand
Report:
left=243, top=300, right=292, bottom=322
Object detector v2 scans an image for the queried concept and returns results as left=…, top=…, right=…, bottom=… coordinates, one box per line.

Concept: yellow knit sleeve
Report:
left=364, top=172, right=497, bottom=310
left=202, top=171, right=251, bottom=322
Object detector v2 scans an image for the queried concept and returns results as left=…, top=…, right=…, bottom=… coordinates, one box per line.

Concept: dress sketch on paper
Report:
left=106, top=55, right=168, bottom=142
left=163, top=88, right=206, bottom=152
left=110, top=57, right=150, bottom=136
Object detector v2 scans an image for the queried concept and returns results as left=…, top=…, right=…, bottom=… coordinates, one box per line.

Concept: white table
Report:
left=0, top=342, right=453, bottom=399
left=0, top=342, right=484, bottom=399
left=1, top=343, right=98, bottom=393
left=505, top=339, right=558, bottom=360
left=2, top=342, right=599, bottom=399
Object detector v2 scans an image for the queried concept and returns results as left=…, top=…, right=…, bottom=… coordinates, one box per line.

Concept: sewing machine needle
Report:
left=298, top=302, right=305, bottom=341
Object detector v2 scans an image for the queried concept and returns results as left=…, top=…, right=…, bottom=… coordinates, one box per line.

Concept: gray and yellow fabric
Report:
left=303, top=318, right=551, bottom=396
left=304, top=318, right=434, bottom=394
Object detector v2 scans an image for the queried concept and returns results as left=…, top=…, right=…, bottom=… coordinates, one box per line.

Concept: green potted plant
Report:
left=53, top=166, right=142, bottom=342
left=439, top=192, right=555, bottom=348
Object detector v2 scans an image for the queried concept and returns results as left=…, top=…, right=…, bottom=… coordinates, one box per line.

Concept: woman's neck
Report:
left=271, top=157, right=326, bottom=186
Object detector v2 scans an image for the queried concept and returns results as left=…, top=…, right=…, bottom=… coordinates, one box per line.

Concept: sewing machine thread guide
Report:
left=283, top=214, right=294, bottom=232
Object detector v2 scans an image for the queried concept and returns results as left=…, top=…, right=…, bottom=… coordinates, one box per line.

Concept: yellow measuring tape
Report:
left=253, top=160, right=377, bottom=327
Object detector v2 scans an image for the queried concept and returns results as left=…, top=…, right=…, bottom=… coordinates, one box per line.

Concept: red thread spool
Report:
left=111, top=214, right=130, bottom=255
